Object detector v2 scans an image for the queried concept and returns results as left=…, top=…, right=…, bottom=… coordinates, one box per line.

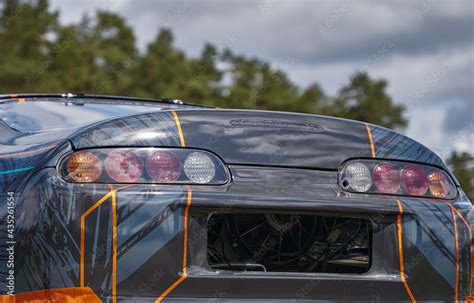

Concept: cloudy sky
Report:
left=50, top=0, right=473, bottom=159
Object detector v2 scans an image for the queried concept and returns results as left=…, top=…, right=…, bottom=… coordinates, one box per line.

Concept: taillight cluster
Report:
left=339, top=160, right=457, bottom=199
left=60, top=148, right=230, bottom=185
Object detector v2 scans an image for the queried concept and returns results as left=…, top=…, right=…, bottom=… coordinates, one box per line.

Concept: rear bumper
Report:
left=8, top=165, right=472, bottom=302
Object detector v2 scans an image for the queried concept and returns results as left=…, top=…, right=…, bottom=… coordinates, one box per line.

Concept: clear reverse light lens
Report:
left=344, top=162, right=373, bottom=193
left=184, top=152, right=216, bottom=184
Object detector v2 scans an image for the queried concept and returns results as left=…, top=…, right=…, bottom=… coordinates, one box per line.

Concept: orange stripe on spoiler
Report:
left=396, top=200, right=416, bottom=303
left=0, top=287, right=101, bottom=303
left=365, top=123, right=376, bottom=158
left=172, top=111, right=186, bottom=147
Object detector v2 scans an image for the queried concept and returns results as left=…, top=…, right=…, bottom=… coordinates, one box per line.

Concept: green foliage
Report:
left=0, top=0, right=58, bottom=92
left=131, top=28, right=190, bottom=99
left=331, top=72, right=408, bottom=130
left=448, top=152, right=474, bottom=201
left=44, top=12, right=137, bottom=94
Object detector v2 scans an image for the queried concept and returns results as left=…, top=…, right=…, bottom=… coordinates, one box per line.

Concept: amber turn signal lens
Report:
left=428, top=171, right=450, bottom=198
left=66, top=151, right=102, bottom=182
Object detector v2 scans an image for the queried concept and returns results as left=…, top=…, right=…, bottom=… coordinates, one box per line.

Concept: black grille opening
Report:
left=207, top=212, right=371, bottom=274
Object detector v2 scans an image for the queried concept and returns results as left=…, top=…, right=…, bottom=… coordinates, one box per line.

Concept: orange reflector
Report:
left=428, top=171, right=450, bottom=198
left=67, top=152, right=102, bottom=183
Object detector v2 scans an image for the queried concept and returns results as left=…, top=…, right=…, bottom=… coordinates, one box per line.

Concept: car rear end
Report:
left=1, top=99, right=471, bottom=302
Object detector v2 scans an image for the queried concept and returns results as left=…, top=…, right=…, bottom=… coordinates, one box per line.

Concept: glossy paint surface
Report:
left=0, top=101, right=161, bottom=133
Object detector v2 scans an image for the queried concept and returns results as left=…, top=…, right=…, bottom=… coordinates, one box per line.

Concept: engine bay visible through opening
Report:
left=207, top=212, right=371, bottom=274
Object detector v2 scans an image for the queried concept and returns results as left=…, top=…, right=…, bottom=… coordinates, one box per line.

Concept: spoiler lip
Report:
left=0, top=93, right=213, bottom=108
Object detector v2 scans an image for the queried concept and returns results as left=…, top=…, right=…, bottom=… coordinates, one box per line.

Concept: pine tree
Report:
left=333, top=72, right=408, bottom=129
left=448, top=152, right=474, bottom=201
left=0, top=0, right=58, bottom=92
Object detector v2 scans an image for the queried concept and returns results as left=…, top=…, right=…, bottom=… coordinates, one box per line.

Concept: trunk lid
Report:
left=71, top=109, right=446, bottom=171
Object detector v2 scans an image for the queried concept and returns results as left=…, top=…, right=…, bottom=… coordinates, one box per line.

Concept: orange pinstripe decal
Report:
left=365, top=123, right=376, bottom=158
left=0, top=144, right=58, bottom=159
left=454, top=209, right=472, bottom=296
left=396, top=200, right=416, bottom=303
left=450, top=207, right=459, bottom=301
left=154, top=110, right=190, bottom=302
left=451, top=207, right=471, bottom=231
left=172, top=111, right=186, bottom=147
left=111, top=190, right=118, bottom=303
left=442, top=203, right=471, bottom=296
left=80, top=190, right=114, bottom=288
left=80, top=185, right=133, bottom=299
left=451, top=207, right=471, bottom=297
left=155, top=190, right=192, bottom=303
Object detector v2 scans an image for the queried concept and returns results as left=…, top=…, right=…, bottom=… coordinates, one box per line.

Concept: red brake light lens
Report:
left=105, top=150, right=143, bottom=183
left=401, top=165, right=428, bottom=196
left=373, top=163, right=400, bottom=194
left=146, top=151, right=181, bottom=182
